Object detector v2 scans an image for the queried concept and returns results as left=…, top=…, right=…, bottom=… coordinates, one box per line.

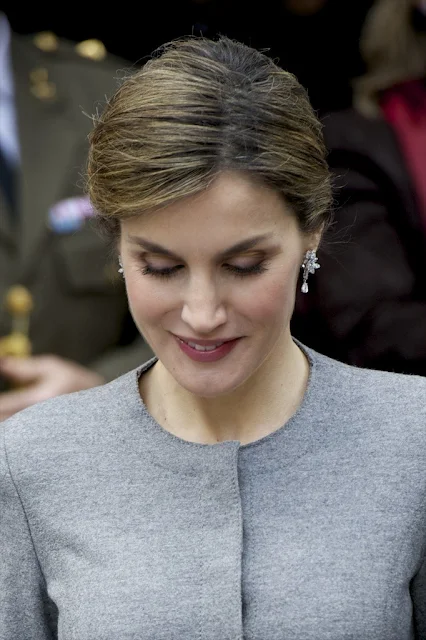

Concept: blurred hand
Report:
left=0, top=355, right=105, bottom=421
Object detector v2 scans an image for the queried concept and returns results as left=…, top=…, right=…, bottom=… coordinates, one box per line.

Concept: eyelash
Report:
left=140, top=263, right=269, bottom=279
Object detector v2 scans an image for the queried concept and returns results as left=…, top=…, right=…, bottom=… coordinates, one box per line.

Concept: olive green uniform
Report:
left=0, top=30, right=153, bottom=380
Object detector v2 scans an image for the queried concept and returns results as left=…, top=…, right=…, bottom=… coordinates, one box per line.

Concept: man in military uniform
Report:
left=0, top=13, right=153, bottom=420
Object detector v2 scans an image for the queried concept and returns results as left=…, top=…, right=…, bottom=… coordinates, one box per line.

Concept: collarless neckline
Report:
left=124, top=340, right=328, bottom=475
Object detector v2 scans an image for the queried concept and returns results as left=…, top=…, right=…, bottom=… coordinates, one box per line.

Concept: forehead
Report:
left=122, top=172, right=299, bottom=244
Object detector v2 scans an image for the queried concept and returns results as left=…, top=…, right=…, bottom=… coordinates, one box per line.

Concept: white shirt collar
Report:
left=0, top=12, right=20, bottom=165
left=0, top=13, right=14, bottom=100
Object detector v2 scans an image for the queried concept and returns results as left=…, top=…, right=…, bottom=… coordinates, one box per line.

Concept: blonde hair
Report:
left=354, top=0, right=426, bottom=117
left=87, top=36, right=332, bottom=237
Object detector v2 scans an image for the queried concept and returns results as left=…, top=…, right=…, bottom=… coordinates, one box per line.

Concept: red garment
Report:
left=380, top=79, right=426, bottom=232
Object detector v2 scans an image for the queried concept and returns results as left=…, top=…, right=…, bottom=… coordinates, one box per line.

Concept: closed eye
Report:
left=223, top=263, right=269, bottom=277
left=140, top=264, right=184, bottom=277
left=140, top=262, right=269, bottom=278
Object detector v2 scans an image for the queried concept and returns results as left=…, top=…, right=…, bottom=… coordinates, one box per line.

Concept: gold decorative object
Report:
left=30, top=68, right=49, bottom=83
left=33, top=31, right=59, bottom=53
left=0, top=286, right=33, bottom=358
left=29, top=67, right=57, bottom=101
left=30, top=82, right=57, bottom=101
left=75, top=39, right=107, bottom=62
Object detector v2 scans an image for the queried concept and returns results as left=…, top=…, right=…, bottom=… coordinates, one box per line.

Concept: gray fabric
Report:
left=0, top=342, right=425, bottom=640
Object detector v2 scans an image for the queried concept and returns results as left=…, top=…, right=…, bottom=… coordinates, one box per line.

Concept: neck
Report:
left=142, top=332, right=310, bottom=445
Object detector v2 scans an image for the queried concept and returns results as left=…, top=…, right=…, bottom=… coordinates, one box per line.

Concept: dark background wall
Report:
left=1, top=0, right=374, bottom=114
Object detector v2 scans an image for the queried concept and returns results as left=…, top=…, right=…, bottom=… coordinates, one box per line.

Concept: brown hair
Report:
left=87, top=36, right=332, bottom=239
left=354, top=0, right=426, bottom=117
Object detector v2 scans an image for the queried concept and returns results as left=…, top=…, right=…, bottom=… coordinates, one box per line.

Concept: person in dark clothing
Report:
left=292, top=0, right=426, bottom=375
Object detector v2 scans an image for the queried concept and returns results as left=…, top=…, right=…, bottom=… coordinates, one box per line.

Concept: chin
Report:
left=174, top=364, right=252, bottom=398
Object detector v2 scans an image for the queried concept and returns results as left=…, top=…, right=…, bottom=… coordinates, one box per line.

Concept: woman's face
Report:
left=120, top=171, right=318, bottom=398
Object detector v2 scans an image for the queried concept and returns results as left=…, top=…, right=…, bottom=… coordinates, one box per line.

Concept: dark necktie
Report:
left=0, top=144, right=16, bottom=217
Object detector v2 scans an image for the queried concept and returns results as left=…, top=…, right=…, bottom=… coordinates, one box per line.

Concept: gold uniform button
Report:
left=33, top=31, right=59, bottom=53
left=29, top=67, right=57, bottom=101
left=75, top=39, right=107, bottom=62
left=29, top=68, right=49, bottom=83
left=30, top=81, right=57, bottom=101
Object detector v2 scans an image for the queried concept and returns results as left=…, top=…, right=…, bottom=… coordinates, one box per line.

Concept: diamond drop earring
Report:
left=301, top=250, right=320, bottom=293
left=118, top=258, right=124, bottom=276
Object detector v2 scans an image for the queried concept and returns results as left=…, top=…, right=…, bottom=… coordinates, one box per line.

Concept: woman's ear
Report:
left=306, top=226, right=324, bottom=254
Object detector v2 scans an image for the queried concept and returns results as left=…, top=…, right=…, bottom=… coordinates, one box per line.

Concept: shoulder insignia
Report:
left=29, top=67, right=57, bottom=101
left=33, top=31, right=59, bottom=53
left=75, top=39, right=107, bottom=62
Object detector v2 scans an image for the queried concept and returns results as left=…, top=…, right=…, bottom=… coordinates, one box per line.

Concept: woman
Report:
left=292, top=0, right=426, bottom=375
left=0, top=36, right=425, bottom=639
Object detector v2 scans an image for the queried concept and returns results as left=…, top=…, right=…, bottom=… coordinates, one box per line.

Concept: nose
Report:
left=181, top=277, right=227, bottom=334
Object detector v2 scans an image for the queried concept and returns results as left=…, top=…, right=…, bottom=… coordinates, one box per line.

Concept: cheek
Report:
left=236, top=267, right=299, bottom=324
left=125, top=275, right=174, bottom=325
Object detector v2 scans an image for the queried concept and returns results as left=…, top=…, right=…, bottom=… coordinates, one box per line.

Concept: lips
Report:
left=174, top=335, right=236, bottom=348
left=185, top=340, right=225, bottom=352
left=173, top=334, right=241, bottom=363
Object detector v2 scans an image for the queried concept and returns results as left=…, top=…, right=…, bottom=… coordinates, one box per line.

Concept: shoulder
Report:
left=306, top=345, right=426, bottom=437
left=0, top=368, right=140, bottom=461
left=320, top=108, right=410, bottom=198
left=311, top=344, right=426, bottom=400
left=29, top=29, right=129, bottom=72
left=321, top=107, right=395, bottom=156
left=15, top=30, right=135, bottom=100
left=303, top=347, right=426, bottom=494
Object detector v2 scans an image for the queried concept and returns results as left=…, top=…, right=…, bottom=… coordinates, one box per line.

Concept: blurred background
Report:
left=2, top=0, right=374, bottom=115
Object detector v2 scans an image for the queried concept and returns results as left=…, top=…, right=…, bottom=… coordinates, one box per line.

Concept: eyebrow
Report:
left=126, top=233, right=274, bottom=260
